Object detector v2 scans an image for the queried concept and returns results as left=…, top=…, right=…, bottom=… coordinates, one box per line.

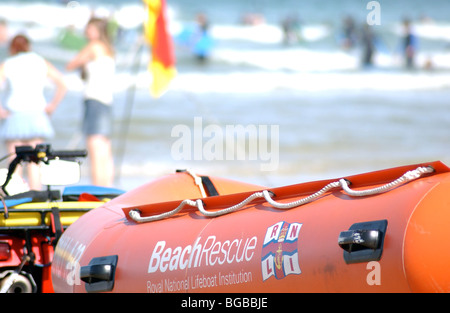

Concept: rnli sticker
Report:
left=261, top=221, right=302, bottom=281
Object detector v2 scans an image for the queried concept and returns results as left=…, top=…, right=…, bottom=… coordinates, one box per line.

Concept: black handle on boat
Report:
left=338, top=219, right=388, bottom=264
left=338, top=229, right=380, bottom=252
left=80, top=255, right=118, bottom=293
left=80, top=264, right=113, bottom=283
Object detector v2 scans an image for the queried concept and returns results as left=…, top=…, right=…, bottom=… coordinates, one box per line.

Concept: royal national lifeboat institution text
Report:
left=146, top=221, right=302, bottom=293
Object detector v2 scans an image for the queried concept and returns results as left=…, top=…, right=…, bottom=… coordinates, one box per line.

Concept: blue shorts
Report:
left=83, top=99, right=112, bottom=137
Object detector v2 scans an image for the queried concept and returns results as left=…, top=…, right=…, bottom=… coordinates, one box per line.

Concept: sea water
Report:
left=0, top=0, right=449, bottom=190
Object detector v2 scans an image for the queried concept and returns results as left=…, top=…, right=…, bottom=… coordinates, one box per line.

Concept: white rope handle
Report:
left=263, top=181, right=341, bottom=209
left=129, top=199, right=198, bottom=223
left=128, top=166, right=434, bottom=223
left=197, top=192, right=266, bottom=217
left=338, top=166, right=434, bottom=197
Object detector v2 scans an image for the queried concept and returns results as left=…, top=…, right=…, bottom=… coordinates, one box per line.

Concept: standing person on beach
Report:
left=0, top=34, right=66, bottom=190
left=176, top=13, right=213, bottom=63
left=402, top=19, right=417, bottom=69
left=361, top=23, right=376, bottom=67
left=66, top=17, right=115, bottom=186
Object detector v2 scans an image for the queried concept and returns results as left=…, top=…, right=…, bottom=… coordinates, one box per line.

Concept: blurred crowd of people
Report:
left=339, top=15, right=418, bottom=69
left=281, top=13, right=421, bottom=70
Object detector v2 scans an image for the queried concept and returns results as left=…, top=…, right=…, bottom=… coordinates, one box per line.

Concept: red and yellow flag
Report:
left=143, top=0, right=176, bottom=97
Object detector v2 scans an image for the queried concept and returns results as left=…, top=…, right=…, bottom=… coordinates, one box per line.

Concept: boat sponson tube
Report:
left=51, top=161, right=450, bottom=292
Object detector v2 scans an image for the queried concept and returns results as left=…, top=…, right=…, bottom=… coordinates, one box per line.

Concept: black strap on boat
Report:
left=51, top=206, right=63, bottom=245
left=200, top=176, right=219, bottom=197
left=175, top=169, right=220, bottom=197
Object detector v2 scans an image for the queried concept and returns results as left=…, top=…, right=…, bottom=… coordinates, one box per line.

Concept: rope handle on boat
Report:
left=128, top=166, right=435, bottom=223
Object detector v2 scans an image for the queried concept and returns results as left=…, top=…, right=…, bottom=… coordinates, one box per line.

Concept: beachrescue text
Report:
left=148, top=235, right=258, bottom=273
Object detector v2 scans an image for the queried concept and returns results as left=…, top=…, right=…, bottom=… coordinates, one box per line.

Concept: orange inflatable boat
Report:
left=51, top=161, right=450, bottom=293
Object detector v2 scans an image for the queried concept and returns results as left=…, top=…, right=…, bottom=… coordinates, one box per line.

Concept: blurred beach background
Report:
left=0, top=0, right=449, bottom=190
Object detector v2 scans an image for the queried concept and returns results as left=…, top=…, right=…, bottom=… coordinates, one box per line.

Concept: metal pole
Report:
left=115, top=40, right=144, bottom=184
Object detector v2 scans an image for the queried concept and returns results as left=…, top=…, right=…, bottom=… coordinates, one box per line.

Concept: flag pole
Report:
left=115, top=0, right=176, bottom=185
left=115, top=38, right=144, bottom=184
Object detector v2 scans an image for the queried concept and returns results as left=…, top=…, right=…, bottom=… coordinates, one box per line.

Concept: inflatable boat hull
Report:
left=51, top=161, right=450, bottom=293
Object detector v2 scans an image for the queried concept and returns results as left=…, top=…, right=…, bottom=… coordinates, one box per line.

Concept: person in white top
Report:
left=66, top=17, right=115, bottom=187
left=0, top=34, right=66, bottom=190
